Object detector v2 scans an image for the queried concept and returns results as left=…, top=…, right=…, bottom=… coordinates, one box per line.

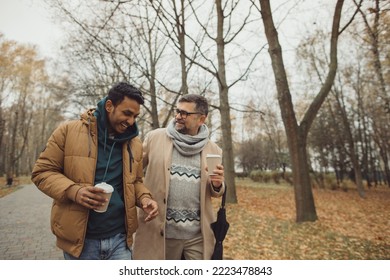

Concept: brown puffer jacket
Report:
left=31, top=109, right=152, bottom=257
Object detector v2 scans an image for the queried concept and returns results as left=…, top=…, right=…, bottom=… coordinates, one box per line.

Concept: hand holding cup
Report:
left=206, top=154, right=224, bottom=189
left=93, top=182, right=114, bottom=213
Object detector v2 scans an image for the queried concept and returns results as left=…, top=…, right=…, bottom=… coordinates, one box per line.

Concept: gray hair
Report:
left=178, top=94, right=209, bottom=116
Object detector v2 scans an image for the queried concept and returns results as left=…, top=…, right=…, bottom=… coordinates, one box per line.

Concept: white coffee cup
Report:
left=206, top=154, right=222, bottom=175
left=93, top=182, right=114, bottom=213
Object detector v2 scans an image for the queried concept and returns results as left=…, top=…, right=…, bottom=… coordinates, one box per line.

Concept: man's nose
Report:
left=126, top=117, right=135, bottom=126
left=175, top=113, right=184, bottom=120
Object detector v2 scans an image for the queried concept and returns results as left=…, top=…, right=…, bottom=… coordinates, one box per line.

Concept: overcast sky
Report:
left=0, top=0, right=335, bottom=57
left=0, top=0, right=63, bottom=57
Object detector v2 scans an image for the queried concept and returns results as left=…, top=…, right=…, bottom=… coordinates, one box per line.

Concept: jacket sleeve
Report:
left=134, top=170, right=152, bottom=207
left=209, top=182, right=225, bottom=197
left=133, top=136, right=153, bottom=207
left=31, top=122, right=83, bottom=203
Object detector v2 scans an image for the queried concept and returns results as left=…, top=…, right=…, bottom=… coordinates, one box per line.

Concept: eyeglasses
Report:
left=175, top=108, right=203, bottom=119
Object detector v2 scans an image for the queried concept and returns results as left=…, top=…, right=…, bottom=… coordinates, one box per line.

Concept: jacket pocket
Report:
left=51, top=201, right=87, bottom=244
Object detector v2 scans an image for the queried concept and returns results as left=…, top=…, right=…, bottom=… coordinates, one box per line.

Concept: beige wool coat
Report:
left=132, top=128, right=225, bottom=260
left=31, top=109, right=152, bottom=258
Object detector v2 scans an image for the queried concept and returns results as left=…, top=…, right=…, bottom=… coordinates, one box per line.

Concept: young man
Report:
left=31, top=82, right=158, bottom=260
left=133, top=94, right=225, bottom=260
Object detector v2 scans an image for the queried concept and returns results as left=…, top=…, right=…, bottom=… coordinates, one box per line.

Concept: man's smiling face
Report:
left=105, top=96, right=140, bottom=134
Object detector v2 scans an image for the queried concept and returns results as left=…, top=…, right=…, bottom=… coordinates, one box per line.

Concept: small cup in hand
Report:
left=206, top=154, right=221, bottom=176
left=93, top=182, right=114, bottom=213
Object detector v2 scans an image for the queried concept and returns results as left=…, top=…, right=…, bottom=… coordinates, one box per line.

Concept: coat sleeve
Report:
left=142, top=131, right=151, bottom=169
left=133, top=136, right=153, bottom=206
left=31, top=122, right=83, bottom=202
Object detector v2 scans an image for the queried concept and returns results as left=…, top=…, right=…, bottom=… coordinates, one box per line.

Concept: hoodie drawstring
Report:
left=102, top=142, right=116, bottom=182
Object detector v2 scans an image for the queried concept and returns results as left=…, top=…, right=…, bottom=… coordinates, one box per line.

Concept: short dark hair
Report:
left=178, top=94, right=208, bottom=116
left=107, top=82, right=144, bottom=106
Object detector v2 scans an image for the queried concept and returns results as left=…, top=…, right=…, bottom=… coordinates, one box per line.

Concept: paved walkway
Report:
left=0, top=185, right=63, bottom=260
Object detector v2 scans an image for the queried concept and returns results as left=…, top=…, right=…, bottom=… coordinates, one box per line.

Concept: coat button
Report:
left=163, top=198, right=166, bottom=204
left=160, top=230, right=164, bottom=237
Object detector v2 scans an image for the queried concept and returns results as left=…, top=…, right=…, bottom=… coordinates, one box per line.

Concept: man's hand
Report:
left=75, top=186, right=107, bottom=210
left=208, top=164, right=224, bottom=189
left=141, top=197, right=159, bottom=222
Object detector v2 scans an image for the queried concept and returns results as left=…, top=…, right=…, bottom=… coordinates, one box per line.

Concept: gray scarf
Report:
left=166, top=118, right=209, bottom=156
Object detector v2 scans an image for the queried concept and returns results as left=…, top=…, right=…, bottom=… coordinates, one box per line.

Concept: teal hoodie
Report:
left=87, top=97, right=139, bottom=239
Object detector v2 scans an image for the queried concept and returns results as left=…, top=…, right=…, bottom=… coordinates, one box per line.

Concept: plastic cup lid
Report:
left=94, top=182, right=114, bottom=193
left=206, top=154, right=221, bottom=158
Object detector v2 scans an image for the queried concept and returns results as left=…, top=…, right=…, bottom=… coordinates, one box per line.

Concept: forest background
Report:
left=0, top=0, right=389, bottom=258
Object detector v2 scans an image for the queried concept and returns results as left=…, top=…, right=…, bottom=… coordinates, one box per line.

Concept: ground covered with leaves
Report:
left=2, top=177, right=389, bottom=259
left=222, top=179, right=389, bottom=260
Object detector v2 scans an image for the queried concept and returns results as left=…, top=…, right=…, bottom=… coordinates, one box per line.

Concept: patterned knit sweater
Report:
left=165, top=148, right=201, bottom=239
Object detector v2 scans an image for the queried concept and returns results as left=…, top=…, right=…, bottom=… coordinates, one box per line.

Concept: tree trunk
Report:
left=334, top=89, right=365, bottom=197
left=292, top=130, right=318, bottom=221
left=383, top=155, right=390, bottom=187
left=215, top=0, right=237, bottom=203
left=0, top=108, right=4, bottom=159
left=148, top=32, right=159, bottom=129
left=7, top=111, right=19, bottom=185
left=177, top=0, right=188, bottom=96
left=260, top=0, right=344, bottom=222
left=367, top=0, right=388, bottom=111
left=377, top=142, right=390, bottom=187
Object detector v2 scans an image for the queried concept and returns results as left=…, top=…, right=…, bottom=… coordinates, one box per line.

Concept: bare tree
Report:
left=297, top=28, right=367, bottom=196
left=180, top=0, right=263, bottom=203
left=149, top=0, right=190, bottom=96
left=353, top=0, right=390, bottom=186
left=331, top=77, right=365, bottom=197
left=354, top=0, right=389, bottom=113
left=49, top=0, right=172, bottom=129
left=307, top=8, right=390, bottom=189
left=259, top=0, right=349, bottom=222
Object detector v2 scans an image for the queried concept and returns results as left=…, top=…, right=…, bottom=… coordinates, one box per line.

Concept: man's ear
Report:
left=105, top=99, right=113, bottom=112
left=199, top=114, right=207, bottom=124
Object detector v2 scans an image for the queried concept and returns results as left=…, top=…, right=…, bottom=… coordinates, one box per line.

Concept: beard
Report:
left=174, top=120, right=188, bottom=134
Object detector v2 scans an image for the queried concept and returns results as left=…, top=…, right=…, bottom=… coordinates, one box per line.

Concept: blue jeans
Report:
left=63, top=233, right=132, bottom=260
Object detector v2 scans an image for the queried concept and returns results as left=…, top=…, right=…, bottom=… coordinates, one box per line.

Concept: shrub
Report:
left=271, top=171, right=281, bottom=184
left=249, top=170, right=263, bottom=182
left=249, top=170, right=293, bottom=185
left=281, top=171, right=293, bottom=185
